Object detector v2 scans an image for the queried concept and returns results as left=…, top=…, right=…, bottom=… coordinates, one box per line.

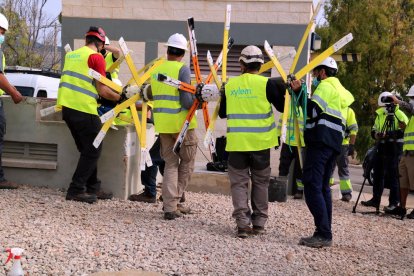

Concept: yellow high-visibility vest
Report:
left=225, top=73, right=277, bottom=151
left=150, top=61, right=197, bottom=133
left=57, top=46, right=99, bottom=115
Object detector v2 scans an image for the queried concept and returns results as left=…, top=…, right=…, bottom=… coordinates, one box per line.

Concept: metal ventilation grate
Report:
left=3, top=141, right=57, bottom=161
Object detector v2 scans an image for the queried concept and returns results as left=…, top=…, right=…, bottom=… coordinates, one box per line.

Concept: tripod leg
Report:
left=352, top=177, right=367, bottom=213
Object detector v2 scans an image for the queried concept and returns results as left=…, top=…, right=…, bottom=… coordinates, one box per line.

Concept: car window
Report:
left=15, top=86, right=34, bottom=97
left=37, top=90, right=47, bottom=98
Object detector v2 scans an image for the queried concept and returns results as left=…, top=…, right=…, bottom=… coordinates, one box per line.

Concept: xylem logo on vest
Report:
left=229, top=87, right=256, bottom=99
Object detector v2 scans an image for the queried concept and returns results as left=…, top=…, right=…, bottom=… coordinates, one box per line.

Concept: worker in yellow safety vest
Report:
left=276, top=107, right=305, bottom=199
left=0, top=13, right=23, bottom=189
left=218, top=45, right=301, bottom=238
left=150, top=33, right=195, bottom=220
left=299, top=57, right=354, bottom=248
left=329, top=106, right=358, bottom=202
left=57, top=26, right=122, bottom=204
left=386, top=85, right=414, bottom=219
left=361, top=92, right=408, bottom=211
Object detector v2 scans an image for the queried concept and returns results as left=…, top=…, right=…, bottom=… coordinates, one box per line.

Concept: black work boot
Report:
left=341, top=193, right=352, bottom=202
left=361, top=198, right=379, bottom=208
left=299, top=235, right=332, bottom=248
left=66, top=192, right=97, bottom=204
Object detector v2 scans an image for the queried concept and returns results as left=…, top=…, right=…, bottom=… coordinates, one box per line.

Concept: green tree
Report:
left=1, top=0, right=61, bottom=69
left=317, top=0, right=414, bottom=159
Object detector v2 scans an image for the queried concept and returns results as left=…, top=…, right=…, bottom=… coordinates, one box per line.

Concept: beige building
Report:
left=61, top=0, right=314, bottom=171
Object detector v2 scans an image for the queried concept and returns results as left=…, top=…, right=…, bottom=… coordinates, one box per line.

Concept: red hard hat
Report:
left=85, top=26, right=106, bottom=42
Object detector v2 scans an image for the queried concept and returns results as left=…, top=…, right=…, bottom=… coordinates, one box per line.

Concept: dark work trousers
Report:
left=62, top=107, right=102, bottom=195
left=302, top=144, right=337, bottom=240
left=228, top=149, right=271, bottom=228
left=278, top=143, right=303, bottom=193
left=0, top=99, right=6, bottom=182
left=141, top=137, right=165, bottom=197
left=372, top=142, right=402, bottom=206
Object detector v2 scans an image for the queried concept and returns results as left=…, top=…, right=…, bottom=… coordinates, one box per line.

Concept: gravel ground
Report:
left=0, top=185, right=413, bottom=275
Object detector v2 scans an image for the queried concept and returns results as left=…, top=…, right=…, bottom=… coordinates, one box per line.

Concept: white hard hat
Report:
left=317, top=57, right=338, bottom=70
left=105, top=36, right=110, bottom=45
left=378, top=91, right=393, bottom=107
left=165, top=33, right=188, bottom=51
left=239, top=45, right=264, bottom=64
left=407, top=85, right=414, bottom=97
left=0, top=13, right=9, bottom=31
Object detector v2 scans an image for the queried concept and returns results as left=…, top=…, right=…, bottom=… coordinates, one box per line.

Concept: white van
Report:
left=5, top=67, right=60, bottom=99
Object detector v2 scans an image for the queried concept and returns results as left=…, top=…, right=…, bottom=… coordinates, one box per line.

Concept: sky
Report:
left=44, top=0, right=61, bottom=21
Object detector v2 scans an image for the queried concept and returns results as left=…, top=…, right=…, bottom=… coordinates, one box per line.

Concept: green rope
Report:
left=286, top=83, right=307, bottom=152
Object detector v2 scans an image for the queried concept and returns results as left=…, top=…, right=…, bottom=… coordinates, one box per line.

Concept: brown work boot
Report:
left=128, top=193, right=156, bottom=203
left=164, top=210, right=183, bottom=220
left=252, top=225, right=265, bottom=235
left=177, top=203, right=192, bottom=214
left=95, top=190, right=113, bottom=200
left=237, top=227, right=253, bottom=238
left=0, top=181, right=18, bottom=189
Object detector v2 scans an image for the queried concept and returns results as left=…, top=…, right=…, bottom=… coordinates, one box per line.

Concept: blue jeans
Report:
left=303, top=144, right=337, bottom=240
left=141, top=137, right=165, bottom=197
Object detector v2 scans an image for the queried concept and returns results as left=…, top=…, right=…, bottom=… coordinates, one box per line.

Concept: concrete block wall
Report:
left=63, top=0, right=312, bottom=25
left=2, top=97, right=143, bottom=199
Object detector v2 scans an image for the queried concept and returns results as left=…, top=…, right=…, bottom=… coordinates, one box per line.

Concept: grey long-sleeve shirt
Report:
left=398, top=100, right=414, bottom=116
left=178, top=65, right=194, bottom=109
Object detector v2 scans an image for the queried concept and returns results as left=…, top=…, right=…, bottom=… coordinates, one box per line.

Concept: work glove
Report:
left=140, top=84, right=152, bottom=101
left=119, top=85, right=140, bottom=103
left=287, top=74, right=302, bottom=95
left=201, top=84, right=220, bottom=102
left=348, top=144, right=355, bottom=157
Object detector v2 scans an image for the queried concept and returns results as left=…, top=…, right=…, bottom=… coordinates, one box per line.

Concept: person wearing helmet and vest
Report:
left=386, top=85, right=414, bottom=219
left=329, top=106, right=358, bottom=202
left=218, top=45, right=301, bottom=238
left=101, top=36, right=121, bottom=81
left=57, top=26, right=122, bottom=203
left=299, top=57, right=354, bottom=248
left=97, top=36, right=123, bottom=120
left=275, top=107, right=305, bottom=200
left=361, top=91, right=408, bottom=212
left=0, top=13, right=23, bottom=190
left=150, top=33, right=195, bottom=220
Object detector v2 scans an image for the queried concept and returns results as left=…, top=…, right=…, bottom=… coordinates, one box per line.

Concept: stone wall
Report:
left=63, top=0, right=312, bottom=25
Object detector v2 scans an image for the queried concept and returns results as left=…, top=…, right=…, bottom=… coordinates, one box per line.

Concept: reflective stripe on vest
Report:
left=225, top=73, right=277, bottom=151
left=404, top=116, right=414, bottom=151
left=342, top=107, right=358, bottom=145
left=150, top=60, right=197, bottom=133
left=57, top=46, right=99, bottom=115
left=308, top=80, right=344, bottom=133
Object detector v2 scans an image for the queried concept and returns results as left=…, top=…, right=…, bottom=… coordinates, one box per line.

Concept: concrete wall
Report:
left=2, top=97, right=143, bottom=199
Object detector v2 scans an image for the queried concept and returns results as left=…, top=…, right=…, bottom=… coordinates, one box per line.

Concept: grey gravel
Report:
left=1, top=185, right=414, bottom=275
